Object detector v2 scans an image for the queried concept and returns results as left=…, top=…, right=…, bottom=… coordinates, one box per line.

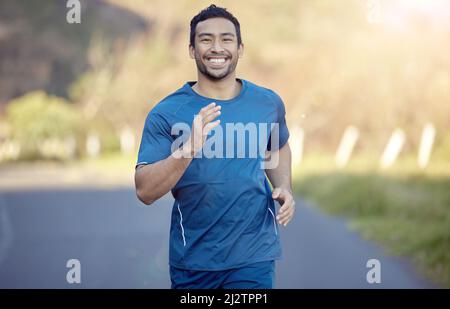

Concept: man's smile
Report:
left=205, top=56, right=229, bottom=68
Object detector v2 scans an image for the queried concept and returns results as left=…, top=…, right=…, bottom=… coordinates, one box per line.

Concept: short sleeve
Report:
left=136, top=111, right=173, bottom=167
left=267, top=92, right=290, bottom=151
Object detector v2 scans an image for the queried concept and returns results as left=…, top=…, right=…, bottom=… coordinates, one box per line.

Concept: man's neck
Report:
left=192, top=73, right=241, bottom=100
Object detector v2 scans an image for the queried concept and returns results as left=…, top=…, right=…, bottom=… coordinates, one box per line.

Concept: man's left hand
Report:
left=272, top=188, right=295, bottom=227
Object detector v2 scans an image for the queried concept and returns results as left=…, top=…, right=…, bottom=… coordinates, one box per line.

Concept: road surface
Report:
left=0, top=188, right=435, bottom=288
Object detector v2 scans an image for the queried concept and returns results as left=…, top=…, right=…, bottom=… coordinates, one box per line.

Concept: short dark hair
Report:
left=190, top=4, right=242, bottom=47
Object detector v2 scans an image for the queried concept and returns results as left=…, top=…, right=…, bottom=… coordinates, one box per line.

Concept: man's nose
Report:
left=211, top=39, right=225, bottom=52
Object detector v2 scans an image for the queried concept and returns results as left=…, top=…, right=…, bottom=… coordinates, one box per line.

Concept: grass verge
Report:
left=293, top=154, right=450, bottom=287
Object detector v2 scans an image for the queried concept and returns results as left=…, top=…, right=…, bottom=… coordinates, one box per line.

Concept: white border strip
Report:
left=135, top=161, right=149, bottom=168
left=268, top=208, right=278, bottom=235
left=177, top=202, right=186, bottom=246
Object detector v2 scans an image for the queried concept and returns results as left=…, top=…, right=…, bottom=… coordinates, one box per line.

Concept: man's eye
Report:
left=223, top=38, right=233, bottom=42
left=201, top=39, right=211, bottom=43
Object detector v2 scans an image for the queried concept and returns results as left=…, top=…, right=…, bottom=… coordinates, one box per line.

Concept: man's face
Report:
left=190, top=17, right=243, bottom=80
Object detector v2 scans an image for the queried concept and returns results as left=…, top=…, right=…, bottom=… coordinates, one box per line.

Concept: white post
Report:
left=418, top=123, right=436, bottom=169
left=335, top=126, right=359, bottom=168
left=119, top=127, right=136, bottom=155
left=290, top=126, right=304, bottom=169
left=0, top=140, right=20, bottom=162
left=380, top=128, right=405, bottom=169
left=86, top=133, right=101, bottom=157
left=65, top=136, right=77, bottom=159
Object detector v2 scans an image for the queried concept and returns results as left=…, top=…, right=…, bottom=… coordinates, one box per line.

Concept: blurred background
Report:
left=0, top=0, right=448, bottom=288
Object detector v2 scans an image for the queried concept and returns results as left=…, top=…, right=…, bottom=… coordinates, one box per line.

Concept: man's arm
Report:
left=135, top=150, right=193, bottom=205
left=265, top=142, right=295, bottom=226
left=135, top=102, right=221, bottom=205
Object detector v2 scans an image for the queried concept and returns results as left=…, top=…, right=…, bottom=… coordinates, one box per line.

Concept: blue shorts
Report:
left=170, top=260, right=275, bottom=289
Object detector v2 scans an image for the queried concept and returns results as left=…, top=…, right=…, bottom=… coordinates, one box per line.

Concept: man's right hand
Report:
left=182, top=102, right=221, bottom=157
left=136, top=103, right=221, bottom=205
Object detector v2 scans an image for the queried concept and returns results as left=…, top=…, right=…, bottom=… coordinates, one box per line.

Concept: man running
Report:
left=135, top=4, right=295, bottom=289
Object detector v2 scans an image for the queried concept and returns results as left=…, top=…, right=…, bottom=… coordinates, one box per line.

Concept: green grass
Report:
left=293, top=154, right=450, bottom=288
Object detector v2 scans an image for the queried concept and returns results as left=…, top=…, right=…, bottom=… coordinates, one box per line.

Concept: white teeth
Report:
left=208, top=58, right=226, bottom=63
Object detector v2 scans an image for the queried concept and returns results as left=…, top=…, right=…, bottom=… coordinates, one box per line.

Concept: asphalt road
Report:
left=0, top=188, right=434, bottom=288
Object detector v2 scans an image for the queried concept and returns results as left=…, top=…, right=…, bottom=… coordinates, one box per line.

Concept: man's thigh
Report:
left=170, top=267, right=223, bottom=289
left=170, top=260, right=275, bottom=289
left=222, top=260, right=275, bottom=289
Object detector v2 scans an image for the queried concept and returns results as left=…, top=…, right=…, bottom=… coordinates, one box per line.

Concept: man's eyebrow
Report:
left=197, top=32, right=235, bottom=37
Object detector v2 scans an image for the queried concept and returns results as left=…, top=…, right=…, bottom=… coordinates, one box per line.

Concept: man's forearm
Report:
left=265, top=142, right=292, bottom=192
left=135, top=148, right=192, bottom=205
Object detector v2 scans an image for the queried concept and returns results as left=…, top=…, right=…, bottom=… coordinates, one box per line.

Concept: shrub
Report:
left=6, top=91, right=82, bottom=160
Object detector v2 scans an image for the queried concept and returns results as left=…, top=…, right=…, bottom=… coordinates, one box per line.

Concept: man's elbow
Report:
left=136, top=187, right=155, bottom=205
left=135, top=168, right=156, bottom=205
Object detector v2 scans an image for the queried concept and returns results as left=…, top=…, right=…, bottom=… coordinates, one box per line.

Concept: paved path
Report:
left=0, top=188, right=434, bottom=288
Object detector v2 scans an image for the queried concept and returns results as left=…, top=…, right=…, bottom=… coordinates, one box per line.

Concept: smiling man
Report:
left=135, top=4, right=295, bottom=289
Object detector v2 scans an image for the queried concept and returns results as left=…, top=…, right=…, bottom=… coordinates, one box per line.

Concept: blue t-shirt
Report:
left=137, top=79, right=289, bottom=270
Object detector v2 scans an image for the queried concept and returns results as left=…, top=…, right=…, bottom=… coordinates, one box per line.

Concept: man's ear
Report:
left=238, top=43, right=244, bottom=58
left=189, top=44, right=195, bottom=59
